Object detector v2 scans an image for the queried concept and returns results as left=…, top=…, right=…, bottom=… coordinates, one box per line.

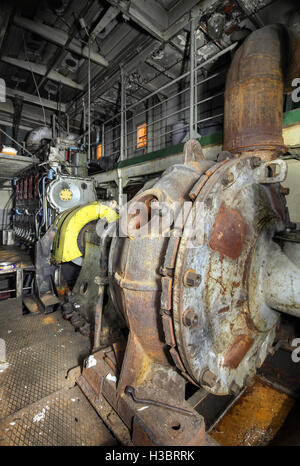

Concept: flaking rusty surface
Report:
left=223, top=25, right=300, bottom=157
left=209, top=203, right=248, bottom=260
left=222, top=335, right=254, bottom=370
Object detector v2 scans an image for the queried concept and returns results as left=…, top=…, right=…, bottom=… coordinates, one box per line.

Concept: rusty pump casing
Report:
left=79, top=25, right=300, bottom=446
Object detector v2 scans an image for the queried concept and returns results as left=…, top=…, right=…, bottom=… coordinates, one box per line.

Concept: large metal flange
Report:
left=171, top=157, right=287, bottom=395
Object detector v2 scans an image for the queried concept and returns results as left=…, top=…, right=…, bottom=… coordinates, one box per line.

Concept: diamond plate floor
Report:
left=0, top=299, right=116, bottom=446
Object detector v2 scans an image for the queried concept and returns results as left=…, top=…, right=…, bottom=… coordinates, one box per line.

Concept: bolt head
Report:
left=183, top=269, right=201, bottom=287
left=229, top=381, right=240, bottom=395
left=244, top=375, right=254, bottom=387
left=182, top=308, right=198, bottom=328
left=280, top=186, right=290, bottom=196
left=201, top=368, right=217, bottom=387
left=94, top=276, right=101, bottom=285
left=250, top=157, right=262, bottom=169
left=221, top=172, right=234, bottom=186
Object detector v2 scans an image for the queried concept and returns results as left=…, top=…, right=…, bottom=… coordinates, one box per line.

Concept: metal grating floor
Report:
left=0, top=299, right=116, bottom=446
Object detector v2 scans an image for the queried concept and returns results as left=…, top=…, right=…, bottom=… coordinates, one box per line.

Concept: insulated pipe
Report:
left=26, top=126, right=77, bottom=152
left=223, top=25, right=300, bottom=159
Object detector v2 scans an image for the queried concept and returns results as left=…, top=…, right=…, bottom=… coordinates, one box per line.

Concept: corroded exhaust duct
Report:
left=223, top=25, right=300, bottom=159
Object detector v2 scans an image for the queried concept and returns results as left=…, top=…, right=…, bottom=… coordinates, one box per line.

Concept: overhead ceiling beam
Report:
left=0, top=100, right=52, bottom=128
left=169, top=0, right=206, bottom=26
left=106, top=0, right=201, bottom=41
left=0, top=1, right=13, bottom=51
left=106, top=0, right=167, bottom=41
left=36, top=0, right=96, bottom=93
left=0, top=118, right=33, bottom=132
left=6, top=87, right=65, bottom=112
left=1, top=56, right=84, bottom=91
left=90, top=5, right=120, bottom=42
left=0, top=102, right=81, bottom=132
left=13, top=16, right=109, bottom=68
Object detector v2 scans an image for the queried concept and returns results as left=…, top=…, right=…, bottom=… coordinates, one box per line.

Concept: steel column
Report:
left=189, top=13, right=197, bottom=139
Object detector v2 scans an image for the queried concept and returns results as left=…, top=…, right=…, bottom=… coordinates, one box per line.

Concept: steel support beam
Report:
left=6, top=87, right=66, bottom=112
left=13, top=16, right=109, bottom=68
left=107, top=0, right=167, bottom=41
left=0, top=118, right=33, bottom=131
left=189, top=11, right=199, bottom=139
left=0, top=101, right=81, bottom=132
left=1, top=56, right=84, bottom=91
left=90, top=6, right=120, bottom=42
left=107, top=0, right=201, bottom=41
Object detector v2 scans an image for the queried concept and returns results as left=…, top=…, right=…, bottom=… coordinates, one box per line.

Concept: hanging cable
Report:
left=22, top=31, right=47, bottom=127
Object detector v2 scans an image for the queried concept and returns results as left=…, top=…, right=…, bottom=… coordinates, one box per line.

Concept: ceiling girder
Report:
left=106, top=0, right=202, bottom=41
left=90, top=5, right=120, bottom=42
left=1, top=56, right=84, bottom=91
left=6, top=87, right=66, bottom=112
left=13, top=16, right=109, bottom=68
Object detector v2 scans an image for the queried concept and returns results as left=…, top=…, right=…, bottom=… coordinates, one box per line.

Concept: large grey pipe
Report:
left=26, top=126, right=78, bottom=152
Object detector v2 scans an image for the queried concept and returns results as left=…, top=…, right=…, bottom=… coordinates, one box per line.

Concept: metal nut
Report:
left=229, top=381, right=240, bottom=396
left=221, top=172, right=234, bottom=186
left=244, top=375, right=253, bottom=387
left=250, top=157, right=262, bottom=169
left=183, top=269, right=201, bottom=287
left=182, top=308, right=198, bottom=328
left=201, top=368, right=217, bottom=388
left=280, top=186, right=290, bottom=196
left=94, top=276, right=101, bottom=285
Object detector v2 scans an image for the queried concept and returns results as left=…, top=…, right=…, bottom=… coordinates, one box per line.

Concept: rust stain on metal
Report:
left=223, top=334, right=254, bottom=369
left=236, top=299, right=246, bottom=307
left=242, top=306, right=258, bottom=332
left=223, top=25, right=300, bottom=158
left=209, top=203, right=248, bottom=260
left=218, top=306, right=230, bottom=315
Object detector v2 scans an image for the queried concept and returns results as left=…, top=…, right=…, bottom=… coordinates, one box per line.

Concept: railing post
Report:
left=102, top=122, right=105, bottom=158
left=120, top=67, right=127, bottom=162
left=119, top=67, right=127, bottom=206
left=189, top=9, right=200, bottom=140
left=189, top=13, right=196, bottom=139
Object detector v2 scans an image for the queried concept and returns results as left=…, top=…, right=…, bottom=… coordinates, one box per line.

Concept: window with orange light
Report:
left=96, top=144, right=102, bottom=160
left=137, top=123, right=147, bottom=149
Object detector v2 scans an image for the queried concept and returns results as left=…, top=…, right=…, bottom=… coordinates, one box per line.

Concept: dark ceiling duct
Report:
left=223, top=24, right=300, bottom=160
